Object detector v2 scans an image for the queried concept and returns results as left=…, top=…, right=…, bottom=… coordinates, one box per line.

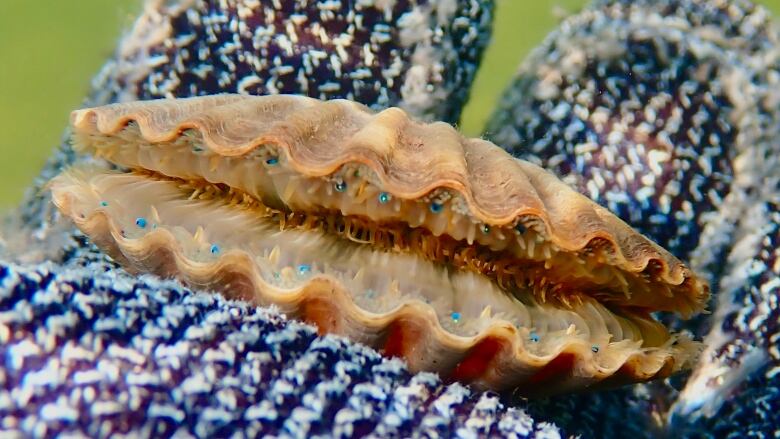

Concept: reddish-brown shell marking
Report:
left=52, top=94, right=709, bottom=394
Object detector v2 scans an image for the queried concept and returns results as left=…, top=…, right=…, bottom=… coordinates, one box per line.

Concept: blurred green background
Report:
left=0, top=0, right=778, bottom=211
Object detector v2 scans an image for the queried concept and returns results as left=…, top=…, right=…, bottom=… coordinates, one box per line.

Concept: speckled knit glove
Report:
left=0, top=256, right=561, bottom=438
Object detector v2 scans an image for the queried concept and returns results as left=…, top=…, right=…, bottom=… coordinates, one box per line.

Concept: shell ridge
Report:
left=48, top=166, right=702, bottom=392
left=69, top=95, right=706, bottom=312
left=115, top=221, right=693, bottom=385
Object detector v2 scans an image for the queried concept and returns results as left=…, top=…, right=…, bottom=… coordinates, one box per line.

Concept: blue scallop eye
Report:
left=297, top=264, right=311, bottom=276
left=591, top=345, right=600, bottom=353
left=481, top=224, right=490, bottom=234
left=530, top=332, right=540, bottom=343
left=265, top=156, right=279, bottom=166
left=450, top=312, right=461, bottom=323
left=429, top=202, right=443, bottom=213
left=335, top=181, right=347, bottom=192
left=210, top=244, right=220, bottom=254
left=378, top=192, right=391, bottom=204
left=100, top=201, right=109, bottom=207
left=516, top=223, right=527, bottom=234
left=135, top=217, right=147, bottom=228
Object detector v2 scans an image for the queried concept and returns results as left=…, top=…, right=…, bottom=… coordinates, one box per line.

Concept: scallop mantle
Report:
left=50, top=94, right=709, bottom=394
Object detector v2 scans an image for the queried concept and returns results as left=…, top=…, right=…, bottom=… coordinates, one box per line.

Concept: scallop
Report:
left=49, top=94, right=708, bottom=394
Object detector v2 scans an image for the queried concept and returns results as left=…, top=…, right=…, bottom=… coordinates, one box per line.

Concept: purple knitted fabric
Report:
left=0, top=254, right=561, bottom=438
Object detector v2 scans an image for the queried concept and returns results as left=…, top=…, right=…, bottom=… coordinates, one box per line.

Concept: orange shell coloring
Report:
left=50, top=94, right=708, bottom=395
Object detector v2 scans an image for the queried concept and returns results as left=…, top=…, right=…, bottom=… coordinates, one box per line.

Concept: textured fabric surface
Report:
left=0, top=253, right=561, bottom=438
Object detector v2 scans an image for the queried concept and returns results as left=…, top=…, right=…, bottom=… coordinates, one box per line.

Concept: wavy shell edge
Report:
left=49, top=182, right=700, bottom=393
left=69, top=95, right=708, bottom=314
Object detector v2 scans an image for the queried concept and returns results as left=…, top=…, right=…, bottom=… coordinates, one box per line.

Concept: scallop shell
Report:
left=50, top=94, right=708, bottom=394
